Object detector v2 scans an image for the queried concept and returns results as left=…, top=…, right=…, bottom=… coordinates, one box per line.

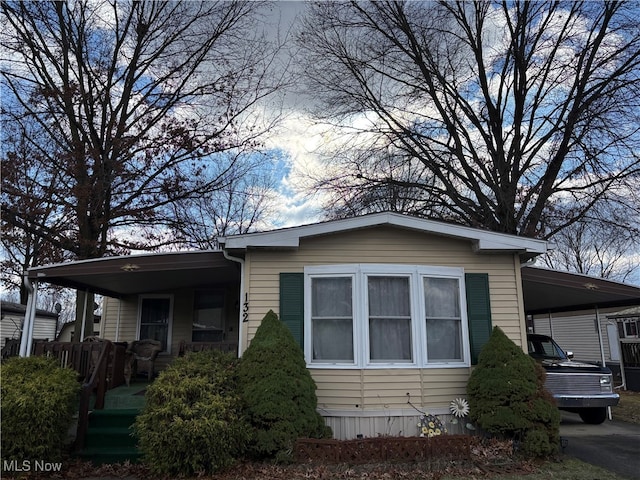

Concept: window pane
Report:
left=311, top=277, right=353, bottom=362
left=140, top=324, right=169, bottom=349
left=312, top=277, right=352, bottom=317
left=426, top=319, right=462, bottom=361
left=368, top=277, right=410, bottom=316
left=424, top=277, right=462, bottom=362
left=370, top=318, right=412, bottom=361
left=424, top=277, right=460, bottom=318
left=141, top=298, right=170, bottom=324
left=193, top=291, right=225, bottom=342
left=368, top=276, right=412, bottom=362
left=313, top=319, right=353, bottom=361
left=140, top=298, right=170, bottom=351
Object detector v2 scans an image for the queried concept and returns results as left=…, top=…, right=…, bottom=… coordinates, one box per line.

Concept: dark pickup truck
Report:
left=527, top=333, right=619, bottom=424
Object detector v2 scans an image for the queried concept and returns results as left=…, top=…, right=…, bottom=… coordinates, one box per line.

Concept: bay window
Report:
left=304, top=265, right=470, bottom=368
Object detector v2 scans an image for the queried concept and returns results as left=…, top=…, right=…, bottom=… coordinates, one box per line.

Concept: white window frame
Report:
left=304, top=264, right=470, bottom=369
left=137, top=294, right=174, bottom=354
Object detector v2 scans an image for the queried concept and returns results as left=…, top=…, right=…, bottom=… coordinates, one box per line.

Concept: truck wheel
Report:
left=578, top=408, right=607, bottom=424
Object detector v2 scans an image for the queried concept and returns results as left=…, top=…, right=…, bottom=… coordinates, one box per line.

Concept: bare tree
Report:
left=1, top=0, right=285, bottom=336
left=167, top=150, right=282, bottom=249
left=1, top=114, right=70, bottom=302
left=296, top=1, right=640, bottom=240
left=541, top=200, right=640, bottom=283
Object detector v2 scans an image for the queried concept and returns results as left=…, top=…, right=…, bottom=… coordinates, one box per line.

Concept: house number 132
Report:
left=242, top=293, right=249, bottom=322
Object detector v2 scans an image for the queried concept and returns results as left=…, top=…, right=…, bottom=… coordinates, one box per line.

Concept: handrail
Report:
left=75, top=340, right=113, bottom=451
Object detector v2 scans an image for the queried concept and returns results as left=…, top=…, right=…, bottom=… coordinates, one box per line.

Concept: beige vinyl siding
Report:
left=243, top=226, right=527, bottom=414
left=0, top=315, right=56, bottom=347
left=101, top=296, right=138, bottom=342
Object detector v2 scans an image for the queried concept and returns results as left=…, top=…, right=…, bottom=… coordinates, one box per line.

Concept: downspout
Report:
left=25, top=280, right=38, bottom=357
left=594, top=306, right=612, bottom=421
left=19, top=275, right=35, bottom=357
left=223, top=249, right=245, bottom=359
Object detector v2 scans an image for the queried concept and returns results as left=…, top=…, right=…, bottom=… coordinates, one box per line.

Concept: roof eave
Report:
left=220, top=212, right=548, bottom=256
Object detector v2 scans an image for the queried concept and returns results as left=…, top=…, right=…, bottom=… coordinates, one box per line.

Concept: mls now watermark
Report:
left=3, top=459, right=63, bottom=473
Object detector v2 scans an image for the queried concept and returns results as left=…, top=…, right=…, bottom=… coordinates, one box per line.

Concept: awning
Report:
left=522, top=266, right=640, bottom=315
left=27, top=251, right=240, bottom=298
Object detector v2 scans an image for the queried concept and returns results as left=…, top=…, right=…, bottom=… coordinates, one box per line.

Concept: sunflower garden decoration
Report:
left=417, top=413, right=447, bottom=437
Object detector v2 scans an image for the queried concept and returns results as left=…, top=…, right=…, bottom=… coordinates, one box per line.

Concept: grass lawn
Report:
left=55, top=455, right=630, bottom=480
left=612, top=389, right=640, bottom=424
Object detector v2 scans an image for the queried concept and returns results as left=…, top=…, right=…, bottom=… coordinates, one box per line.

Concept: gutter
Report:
left=222, top=249, right=245, bottom=358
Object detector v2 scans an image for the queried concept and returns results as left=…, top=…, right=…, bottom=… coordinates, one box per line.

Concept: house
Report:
left=1, top=301, right=58, bottom=353
left=25, top=212, right=551, bottom=438
left=56, top=315, right=101, bottom=342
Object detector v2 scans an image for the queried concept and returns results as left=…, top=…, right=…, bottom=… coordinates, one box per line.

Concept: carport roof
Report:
left=27, top=251, right=240, bottom=298
left=26, top=252, right=640, bottom=314
left=522, top=266, right=640, bottom=315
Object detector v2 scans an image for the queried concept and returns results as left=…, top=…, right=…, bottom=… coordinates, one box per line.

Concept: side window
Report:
left=423, top=277, right=462, bottom=361
left=310, top=276, right=354, bottom=363
left=139, top=296, right=172, bottom=352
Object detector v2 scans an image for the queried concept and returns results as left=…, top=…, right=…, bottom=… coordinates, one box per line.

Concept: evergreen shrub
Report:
left=1, top=356, right=79, bottom=463
left=134, top=350, right=248, bottom=476
left=238, top=310, right=332, bottom=462
left=467, top=326, right=560, bottom=457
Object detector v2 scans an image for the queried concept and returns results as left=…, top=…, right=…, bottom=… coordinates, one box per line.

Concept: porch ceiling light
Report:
left=121, top=263, right=140, bottom=272
left=583, top=283, right=598, bottom=290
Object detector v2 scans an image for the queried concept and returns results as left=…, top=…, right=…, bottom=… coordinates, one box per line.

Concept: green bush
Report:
left=467, top=327, right=560, bottom=457
left=1, top=356, right=79, bottom=462
left=134, top=350, right=248, bottom=476
left=238, top=310, right=331, bottom=462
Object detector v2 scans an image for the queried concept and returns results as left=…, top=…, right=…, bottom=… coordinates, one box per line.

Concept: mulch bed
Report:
left=295, top=435, right=472, bottom=465
left=4, top=436, right=534, bottom=479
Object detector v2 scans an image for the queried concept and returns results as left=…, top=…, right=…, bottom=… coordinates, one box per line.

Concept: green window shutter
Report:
left=465, top=273, right=492, bottom=365
left=279, top=273, right=304, bottom=349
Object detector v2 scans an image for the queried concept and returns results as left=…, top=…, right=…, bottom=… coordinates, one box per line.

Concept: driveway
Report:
left=559, top=411, right=640, bottom=480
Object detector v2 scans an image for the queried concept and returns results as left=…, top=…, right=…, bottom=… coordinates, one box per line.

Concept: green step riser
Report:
left=88, top=410, right=139, bottom=429
left=85, top=432, right=137, bottom=449
left=78, top=451, right=142, bottom=465
left=89, top=418, right=136, bottom=429
left=80, top=409, right=141, bottom=464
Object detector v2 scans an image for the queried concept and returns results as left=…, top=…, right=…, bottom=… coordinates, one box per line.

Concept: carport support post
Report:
left=595, top=306, right=612, bottom=421
left=80, top=289, right=89, bottom=340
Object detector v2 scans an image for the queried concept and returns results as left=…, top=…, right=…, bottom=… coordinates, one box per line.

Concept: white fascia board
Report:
left=220, top=212, right=549, bottom=255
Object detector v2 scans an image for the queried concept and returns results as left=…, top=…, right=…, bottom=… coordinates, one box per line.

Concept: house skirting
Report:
left=319, top=408, right=468, bottom=440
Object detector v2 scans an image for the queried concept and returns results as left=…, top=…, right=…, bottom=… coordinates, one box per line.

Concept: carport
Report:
left=522, top=266, right=640, bottom=391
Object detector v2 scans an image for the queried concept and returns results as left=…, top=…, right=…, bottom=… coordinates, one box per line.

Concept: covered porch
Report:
left=21, top=251, right=244, bottom=461
left=25, top=250, right=244, bottom=360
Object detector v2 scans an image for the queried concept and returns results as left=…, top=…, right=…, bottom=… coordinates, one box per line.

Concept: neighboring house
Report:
left=56, top=315, right=102, bottom=342
left=26, top=213, right=549, bottom=438
left=1, top=301, right=58, bottom=349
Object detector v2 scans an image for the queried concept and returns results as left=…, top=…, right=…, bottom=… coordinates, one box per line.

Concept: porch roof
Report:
left=27, top=251, right=240, bottom=298
left=522, top=266, right=640, bottom=315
